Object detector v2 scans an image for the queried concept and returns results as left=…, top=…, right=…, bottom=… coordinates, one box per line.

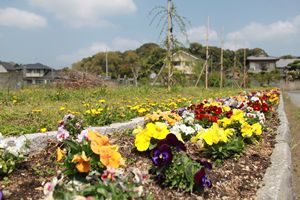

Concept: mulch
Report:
left=0, top=112, right=279, bottom=200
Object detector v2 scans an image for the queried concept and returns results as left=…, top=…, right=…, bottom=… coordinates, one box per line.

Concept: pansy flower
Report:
left=72, top=151, right=91, bottom=173
left=0, top=190, right=3, bottom=200
left=56, top=147, right=66, bottom=162
left=157, top=133, right=186, bottom=151
left=194, top=167, right=212, bottom=188
left=261, top=103, right=270, bottom=112
left=56, top=127, right=70, bottom=142
left=99, top=145, right=123, bottom=168
left=151, top=144, right=173, bottom=166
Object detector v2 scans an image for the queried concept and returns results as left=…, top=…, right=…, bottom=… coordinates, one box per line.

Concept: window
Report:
left=260, top=62, right=267, bottom=71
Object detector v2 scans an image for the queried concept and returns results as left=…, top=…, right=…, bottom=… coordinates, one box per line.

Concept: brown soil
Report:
left=0, top=140, right=60, bottom=200
left=0, top=112, right=279, bottom=200
left=284, top=94, right=300, bottom=199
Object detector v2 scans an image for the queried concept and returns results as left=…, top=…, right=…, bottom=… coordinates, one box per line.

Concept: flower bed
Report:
left=0, top=89, right=280, bottom=199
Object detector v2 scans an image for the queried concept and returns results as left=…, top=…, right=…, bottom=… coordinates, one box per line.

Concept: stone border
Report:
left=0, top=117, right=144, bottom=155
left=256, top=94, right=294, bottom=199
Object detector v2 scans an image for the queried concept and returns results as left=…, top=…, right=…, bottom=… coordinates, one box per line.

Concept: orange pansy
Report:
left=88, top=130, right=110, bottom=155
left=56, top=147, right=65, bottom=162
left=99, top=145, right=123, bottom=169
left=72, top=151, right=91, bottom=173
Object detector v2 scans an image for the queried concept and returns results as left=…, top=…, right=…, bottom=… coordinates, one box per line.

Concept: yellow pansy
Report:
left=252, top=123, right=263, bottom=136
left=224, top=128, right=235, bottom=137
left=135, top=131, right=151, bottom=151
left=148, top=122, right=169, bottom=140
left=222, top=106, right=231, bottom=112
left=231, top=109, right=245, bottom=123
left=241, top=122, right=253, bottom=137
left=192, top=123, right=233, bottom=146
left=134, top=122, right=169, bottom=151
left=218, top=117, right=232, bottom=128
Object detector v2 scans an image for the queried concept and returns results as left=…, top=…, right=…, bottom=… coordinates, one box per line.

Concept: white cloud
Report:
left=185, top=26, right=218, bottom=43
left=58, top=37, right=142, bottom=64
left=29, top=0, right=137, bottom=27
left=58, top=42, right=111, bottom=64
left=112, top=37, right=141, bottom=51
left=225, top=15, right=300, bottom=50
left=0, top=7, right=47, bottom=29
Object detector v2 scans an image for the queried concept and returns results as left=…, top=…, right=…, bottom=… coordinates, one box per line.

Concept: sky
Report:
left=0, top=0, right=299, bottom=68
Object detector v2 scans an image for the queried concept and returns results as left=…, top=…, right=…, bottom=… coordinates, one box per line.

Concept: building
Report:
left=172, top=50, right=203, bottom=75
left=0, top=61, right=56, bottom=89
left=0, top=61, right=23, bottom=89
left=247, top=53, right=279, bottom=73
left=22, top=63, right=55, bottom=85
left=276, top=59, right=300, bottom=75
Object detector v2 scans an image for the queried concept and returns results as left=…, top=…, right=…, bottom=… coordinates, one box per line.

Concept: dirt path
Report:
left=284, top=92, right=300, bottom=199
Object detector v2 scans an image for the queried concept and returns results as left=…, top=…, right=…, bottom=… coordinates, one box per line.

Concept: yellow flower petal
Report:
left=56, top=147, right=65, bottom=162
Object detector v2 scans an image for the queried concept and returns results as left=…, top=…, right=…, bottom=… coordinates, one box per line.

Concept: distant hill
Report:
left=72, top=42, right=269, bottom=79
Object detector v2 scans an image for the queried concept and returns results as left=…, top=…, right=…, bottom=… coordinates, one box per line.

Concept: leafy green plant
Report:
left=150, top=150, right=203, bottom=193
left=204, top=136, right=245, bottom=160
left=0, top=149, right=24, bottom=178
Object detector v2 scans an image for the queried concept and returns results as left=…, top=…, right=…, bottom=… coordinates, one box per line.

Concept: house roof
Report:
left=173, top=50, right=201, bottom=60
left=276, top=59, right=299, bottom=68
left=247, top=55, right=279, bottom=61
left=0, top=61, right=19, bottom=71
left=22, top=63, right=53, bottom=70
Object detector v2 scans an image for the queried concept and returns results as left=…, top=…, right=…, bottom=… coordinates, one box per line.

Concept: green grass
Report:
left=0, top=85, right=265, bottom=136
left=284, top=93, right=300, bottom=199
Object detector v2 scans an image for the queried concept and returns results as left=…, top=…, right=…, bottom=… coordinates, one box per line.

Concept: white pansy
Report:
left=194, top=124, right=204, bottom=132
left=56, top=127, right=70, bottom=142
left=170, top=124, right=197, bottom=136
left=251, top=96, right=260, bottom=102
left=180, top=125, right=195, bottom=135
left=170, top=124, right=181, bottom=135
left=181, top=110, right=195, bottom=124
left=77, top=129, right=88, bottom=142
left=246, top=113, right=257, bottom=118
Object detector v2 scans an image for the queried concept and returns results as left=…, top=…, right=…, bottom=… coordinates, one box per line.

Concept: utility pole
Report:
left=205, top=16, right=210, bottom=89
left=167, top=0, right=174, bottom=91
left=105, top=50, right=108, bottom=77
left=243, top=48, right=246, bottom=87
left=105, top=49, right=108, bottom=79
left=220, top=27, right=224, bottom=88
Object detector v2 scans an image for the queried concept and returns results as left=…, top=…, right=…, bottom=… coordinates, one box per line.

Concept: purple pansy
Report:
left=158, top=134, right=186, bottom=151
left=151, top=144, right=173, bottom=166
left=194, top=168, right=212, bottom=188
left=199, top=159, right=212, bottom=171
left=173, top=108, right=187, bottom=115
left=0, top=190, right=3, bottom=200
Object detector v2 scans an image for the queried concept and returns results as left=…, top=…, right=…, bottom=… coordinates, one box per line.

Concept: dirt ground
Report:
left=284, top=93, right=300, bottom=199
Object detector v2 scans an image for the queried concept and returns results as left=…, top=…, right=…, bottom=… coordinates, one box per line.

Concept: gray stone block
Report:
left=256, top=94, right=294, bottom=200
left=0, top=117, right=145, bottom=155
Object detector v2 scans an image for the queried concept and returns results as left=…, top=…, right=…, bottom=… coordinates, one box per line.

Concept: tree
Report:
left=287, top=60, right=300, bottom=69
left=149, top=0, right=189, bottom=91
left=123, top=50, right=140, bottom=86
